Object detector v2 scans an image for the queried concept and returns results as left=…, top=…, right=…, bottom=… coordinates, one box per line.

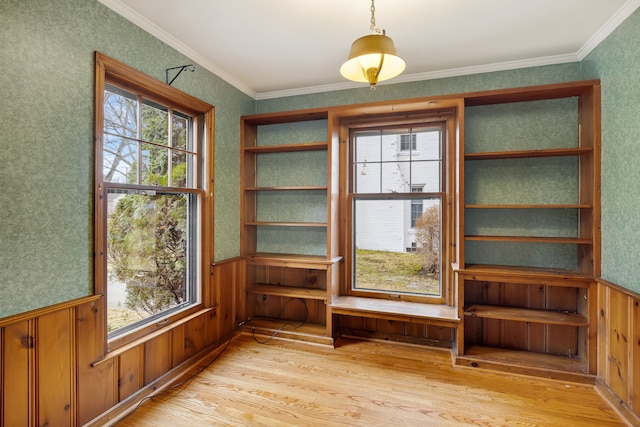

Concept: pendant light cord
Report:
left=370, top=0, right=381, bottom=34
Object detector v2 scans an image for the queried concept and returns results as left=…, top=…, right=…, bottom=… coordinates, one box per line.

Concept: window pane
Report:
left=355, top=130, right=381, bottom=163
left=354, top=162, right=381, bottom=193
left=381, top=129, right=403, bottom=162
left=415, top=128, right=441, bottom=160
left=103, top=135, right=137, bottom=184
left=104, top=86, right=137, bottom=138
left=172, top=112, right=189, bottom=150
left=172, top=150, right=189, bottom=188
left=381, top=162, right=409, bottom=193
left=411, top=161, right=441, bottom=192
left=140, top=143, right=169, bottom=186
left=106, top=189, right=195, bottom=335
left=353, top=198, right=441, bottom=296
left=142, top=100, right=169, bottom=145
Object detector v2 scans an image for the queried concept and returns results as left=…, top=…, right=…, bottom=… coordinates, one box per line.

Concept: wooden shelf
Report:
left=245, top=221, right=327, bottom=227
left=245, top=186, right=327, bottom=191
left=455, top=345, right=592, bottom=382
left=465, top=204, right=591, bottom=209
left=462, top=79, right=600, bottom=107
left=464, top=304, right=588, bottom=326
left=245, top=253, right=342, bottom=269
left=330, top=296, right=459, bottom=328
left=240, top=318, right=334, bottom=346
left=244, top=141, right=327, bottom=153
left=464, top=147, right=591, bottom=160
left=247, top=284, right=327, bottom=300
left=464, top=235, right=592, bottom=244
left=457, top=264, right=592, bottom=287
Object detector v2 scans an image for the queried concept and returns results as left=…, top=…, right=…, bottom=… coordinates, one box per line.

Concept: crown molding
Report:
left=577, top=0, right=640, bottom=59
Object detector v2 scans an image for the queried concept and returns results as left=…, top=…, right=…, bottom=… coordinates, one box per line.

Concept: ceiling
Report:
left=100, top=0, right=640, bottom=99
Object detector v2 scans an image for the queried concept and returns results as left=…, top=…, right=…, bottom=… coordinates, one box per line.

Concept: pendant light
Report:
left=340, top=0, right=406, bottom=89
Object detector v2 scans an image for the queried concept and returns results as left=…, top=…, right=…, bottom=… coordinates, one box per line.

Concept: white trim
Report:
left=97, top=0, right=257, bottom=99
left=577, top=0, right=640, bottom=59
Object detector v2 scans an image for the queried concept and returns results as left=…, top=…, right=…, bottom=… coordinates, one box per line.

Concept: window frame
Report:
left=340, top=110, right=457, bottom=305
left=94, top=52, right=214, bottom=351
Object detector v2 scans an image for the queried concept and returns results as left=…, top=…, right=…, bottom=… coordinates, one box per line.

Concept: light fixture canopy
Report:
left=340, top=0, right=405, bottom=89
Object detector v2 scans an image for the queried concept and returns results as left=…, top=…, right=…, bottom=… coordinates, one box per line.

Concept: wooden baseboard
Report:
left=595, top=378, right=640, bottom=427
left=83, top=336, right=234, bottom=427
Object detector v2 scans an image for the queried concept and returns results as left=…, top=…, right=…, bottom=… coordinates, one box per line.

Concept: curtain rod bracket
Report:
left=165, top=64, right=195, bottom=86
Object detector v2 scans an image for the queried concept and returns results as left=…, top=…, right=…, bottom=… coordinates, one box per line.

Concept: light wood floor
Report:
left=115, top=333, right=625, bottom=427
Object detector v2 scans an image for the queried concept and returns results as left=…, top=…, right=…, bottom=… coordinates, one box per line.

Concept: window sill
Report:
left=329, top=296, right=459, bottom=328
left=92, top=306, right=216, bottom=367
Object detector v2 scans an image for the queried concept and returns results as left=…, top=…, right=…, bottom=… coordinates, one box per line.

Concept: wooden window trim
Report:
left=340, top=111, right=458, bottom=306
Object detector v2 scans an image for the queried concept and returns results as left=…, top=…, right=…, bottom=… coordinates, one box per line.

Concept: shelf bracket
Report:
left=165, top=64, right=195, bottom=86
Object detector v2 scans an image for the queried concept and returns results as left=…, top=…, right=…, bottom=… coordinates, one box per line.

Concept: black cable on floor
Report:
left=251, top=297, right=308, bottom=345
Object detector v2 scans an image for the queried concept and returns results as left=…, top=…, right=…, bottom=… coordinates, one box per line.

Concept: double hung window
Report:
left=346, top=119, right=452, bottom=303
left=94, top=53, right=213, bottom=346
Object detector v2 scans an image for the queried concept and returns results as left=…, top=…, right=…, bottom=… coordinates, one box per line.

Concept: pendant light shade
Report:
left=340, top=0, right=405, bottom=89
left=340, top=32, right=406, bottom=87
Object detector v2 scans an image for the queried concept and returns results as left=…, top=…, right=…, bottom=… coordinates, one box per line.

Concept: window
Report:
left=95, top=53, right=213, bottom=347
left=400, top=133, right=417, bottom=151
left=346, top=118, right=453, bottom=303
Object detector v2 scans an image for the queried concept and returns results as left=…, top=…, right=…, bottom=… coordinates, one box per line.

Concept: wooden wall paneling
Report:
left=527, top=284, right=546, bottom=352
left=377, top=319, right=404, bottom=336
left=584, top=282, right=598, bottom=374
left=502, top=283, right=527, bottom=350
left=405, top=322, right=426, bottom=339
left=608, top=288, right=630, bottom=403
left=215, top=259, right=241, bottom=338
left=118, top=346, right=143, bottom=401
left=37, top=308, right=74, bottom=427
left=144, top=333, right=171, bottom=385
left=171, top=324, right=186, bottom=368
left=631, top=296, right=640, bottom=415
left=545, top=286, right=579, bottom=357
left=76, top=299, right=116, bottom=425
left=2, top=320, right=31, bottom=426
left=597, top=282, right=609, bottom=382
left=464, top=316, right=482, bottom=345
left=184, top=315, right=206, bottom=359
left=426, top=325, right=454, bottom=344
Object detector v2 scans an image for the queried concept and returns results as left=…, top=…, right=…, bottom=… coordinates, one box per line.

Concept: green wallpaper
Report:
left=0, top=0, right=253, bottom=318
left=582, top=8, right=640, bottom=294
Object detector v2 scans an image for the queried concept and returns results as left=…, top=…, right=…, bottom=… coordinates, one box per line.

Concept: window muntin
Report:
left=351, top=126, right=443, bottom=298
left=101, top=83, right=202, bottom=339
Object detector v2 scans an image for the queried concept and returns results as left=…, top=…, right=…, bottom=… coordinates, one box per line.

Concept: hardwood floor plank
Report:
left=115, top=333, right=624, bottom=426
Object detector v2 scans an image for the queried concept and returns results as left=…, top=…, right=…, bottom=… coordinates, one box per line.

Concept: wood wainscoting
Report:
left=0, top=258, right=244, bottom=427
left=596, top=278, right=640, bottom=426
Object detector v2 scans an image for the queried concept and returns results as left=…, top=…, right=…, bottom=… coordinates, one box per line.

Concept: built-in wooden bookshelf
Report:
left=239, top=109, right=340, bottom=344
left=455, top=80, right=601, bottom=380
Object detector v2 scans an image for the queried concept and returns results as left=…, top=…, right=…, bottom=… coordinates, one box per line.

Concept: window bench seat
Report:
left=329, top=296, right=460, bottom=328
